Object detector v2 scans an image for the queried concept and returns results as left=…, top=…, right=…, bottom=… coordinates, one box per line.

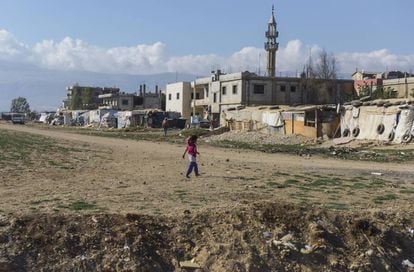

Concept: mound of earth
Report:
left=0, top=202, right=413, bottom=271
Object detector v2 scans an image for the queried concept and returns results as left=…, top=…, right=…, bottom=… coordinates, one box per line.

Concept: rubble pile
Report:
left=0, top=202, right=413, bottom=271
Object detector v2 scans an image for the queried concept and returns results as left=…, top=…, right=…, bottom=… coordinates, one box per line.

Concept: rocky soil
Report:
left=206, top=131, right=312, bottom=146
left=0, top=202, right=413, bottom=272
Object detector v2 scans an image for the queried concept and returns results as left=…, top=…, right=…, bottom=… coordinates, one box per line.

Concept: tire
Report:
left=342, top=128, right=350, bottom=137
left=376, top=124, right=385, bottom=135
left=352, top=127, right=360, bottom=137
left=388, top=131, right=395, bottom=142
left=402, top=133, right=412, bottom=143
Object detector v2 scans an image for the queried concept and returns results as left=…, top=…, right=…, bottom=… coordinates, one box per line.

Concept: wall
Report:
left=283, top=111, right=319, bottom=138
left=273, top=79, right=302, bottom=104
left=382, top=77, right=414, bottom=98
left=143, top=95, right=161, bottom=109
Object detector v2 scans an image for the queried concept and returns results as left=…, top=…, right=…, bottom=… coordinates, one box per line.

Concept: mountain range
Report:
left=0, top=61, right=197, bottom=112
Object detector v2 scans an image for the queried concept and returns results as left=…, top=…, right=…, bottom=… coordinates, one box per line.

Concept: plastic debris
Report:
left=180, top=258, right=201, bottom=269
left=300, top=245, right=314, bottom=254
left=263, top=231, right=272, bottom=239
left=402, top=259, right=414, bottom=268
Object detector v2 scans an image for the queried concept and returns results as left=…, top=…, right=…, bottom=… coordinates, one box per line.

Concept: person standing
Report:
left=182, top=135, right=200, bottom=178
left=162, top=117, right=168, bottom=136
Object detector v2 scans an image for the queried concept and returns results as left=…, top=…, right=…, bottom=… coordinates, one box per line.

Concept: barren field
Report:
left=0, top=122, right=413, bottom=271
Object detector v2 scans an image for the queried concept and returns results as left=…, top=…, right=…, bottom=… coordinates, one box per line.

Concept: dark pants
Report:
left=186, top=162, right=199, bottom=177
left=163, top=127, right=168, bottom=136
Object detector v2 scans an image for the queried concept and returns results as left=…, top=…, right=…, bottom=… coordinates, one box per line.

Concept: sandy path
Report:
left=1, top=123, right=413, bottom=215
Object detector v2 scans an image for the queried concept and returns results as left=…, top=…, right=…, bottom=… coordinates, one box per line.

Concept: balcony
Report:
left=265, top=42, right=279, bottom=51
left=193, top=99, right=208, bottom=107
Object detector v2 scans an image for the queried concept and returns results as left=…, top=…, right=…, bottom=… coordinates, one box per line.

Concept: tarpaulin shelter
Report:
left=221, top=105, right=339, bottom=138
left=340, top=99, right=414, bottom=143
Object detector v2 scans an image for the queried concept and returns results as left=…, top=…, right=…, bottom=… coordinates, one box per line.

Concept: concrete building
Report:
left=99, top=84, right=162, bottom=111
left=351, top=71, right=382, bottom=95
left=382, top=77, right=414, bottom=98
left=99, top=93, right=136, bottom=111
left=165, top=70, right=353, bottom=122
left=165, top=82, right=192, bottom=119
left=352, top=70, right=414, bottom=97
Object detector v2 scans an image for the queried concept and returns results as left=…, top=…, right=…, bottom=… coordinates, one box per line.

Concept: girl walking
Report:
left=182, top=135, right=200, bottom=178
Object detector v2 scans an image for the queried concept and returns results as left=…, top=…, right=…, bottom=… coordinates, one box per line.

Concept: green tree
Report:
left=10, top=97, right=30, bottom=113
left=70, top=89, right=82, bottom=110
left=371, top=86, right=398, bottom=99
left=81, top=87, right=93, bottom=108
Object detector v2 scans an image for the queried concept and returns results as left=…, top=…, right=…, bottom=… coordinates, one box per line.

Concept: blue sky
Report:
left=0, top=0, right=413, bottom=75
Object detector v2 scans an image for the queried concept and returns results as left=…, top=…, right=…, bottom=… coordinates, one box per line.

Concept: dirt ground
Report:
left=0, top=122, right=413, bottom=271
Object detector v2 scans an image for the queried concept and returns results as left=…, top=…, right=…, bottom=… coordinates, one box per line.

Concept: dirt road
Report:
left=1, top=123, right=413, bottom=215
left=1, top=123, right=414, bottom=271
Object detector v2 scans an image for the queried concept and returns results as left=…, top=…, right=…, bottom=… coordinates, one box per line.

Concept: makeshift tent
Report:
left=340, top=102, right=414, bottom=143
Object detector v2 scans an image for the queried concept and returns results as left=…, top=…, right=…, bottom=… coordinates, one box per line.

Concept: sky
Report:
left=0, top=0, right=414, bottom=77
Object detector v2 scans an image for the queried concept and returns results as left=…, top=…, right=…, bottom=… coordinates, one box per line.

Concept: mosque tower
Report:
left=265, top=5, right=279, bottom=77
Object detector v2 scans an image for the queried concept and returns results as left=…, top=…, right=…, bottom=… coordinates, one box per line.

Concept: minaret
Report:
left=265, top=5, right=279, bottom=77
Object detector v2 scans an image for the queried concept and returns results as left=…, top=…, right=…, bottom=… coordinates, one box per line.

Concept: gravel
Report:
left=205, top=131, right=313, bottom=145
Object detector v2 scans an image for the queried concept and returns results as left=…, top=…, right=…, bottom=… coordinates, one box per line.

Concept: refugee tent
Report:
left=117, top=111, right=132, bottom=129
left=100, top=111, right=118, bottom=128
left=340, top=101, right=414, bottom=143
left=394, top=106, right=414, bottom=143
left=39, top=113, right=53, bottom=124
left=81, top=110, right=114, bottom=126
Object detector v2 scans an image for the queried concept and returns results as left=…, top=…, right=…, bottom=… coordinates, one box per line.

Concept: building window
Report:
left=191, top=93, right=194, bottom=99
left=168, top=94, right=171, bottom=100
left=205, top=87, right=209, bottom=97
left=176, top=92, right=180, bottom=100
left=232, top=85, right=238, bottom=94
left=222, top=86, right=227, bottom=95
left=196, top=93, right=200, bottom=99
left=290, top=86, right=296, bottom=92
left=253, top=84, right=265, bottom=94
left=213, top=93, right=217, bottom=103
left=280, top=85, right=286, bottom=92
left=121, top=99, right=129, bottom=106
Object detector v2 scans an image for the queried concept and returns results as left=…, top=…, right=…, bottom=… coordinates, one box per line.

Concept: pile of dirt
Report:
left=1, top=202, right=413, bottom=271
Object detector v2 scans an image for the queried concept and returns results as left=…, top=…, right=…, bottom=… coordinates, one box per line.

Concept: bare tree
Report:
left=302, top=49, right=340, bottom=104
left=314, top=50, right=338, bottom=80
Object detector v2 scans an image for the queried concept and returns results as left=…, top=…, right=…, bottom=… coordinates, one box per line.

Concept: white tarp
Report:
left=39, top=113, right=52, bottom=123
left=341, top=104, right=414, bottom=143
left=117, top=111, right=132, bottom=128
left=262, top=112, right=284, bottom=127
left=394, top=107, right=414, bottom=143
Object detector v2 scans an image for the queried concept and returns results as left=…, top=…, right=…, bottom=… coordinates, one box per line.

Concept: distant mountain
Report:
left=0, top=61, right=197, bottom=111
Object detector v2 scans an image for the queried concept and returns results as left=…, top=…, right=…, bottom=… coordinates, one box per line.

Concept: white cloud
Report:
left=0, top=29, right=28, bottom=60
left=337, top=49, right=414, bottom=73
left=1, top=28, right=414, bottom=76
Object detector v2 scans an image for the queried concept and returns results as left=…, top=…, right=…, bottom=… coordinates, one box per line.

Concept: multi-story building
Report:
left=166, top=70, right=353, bottom=122
left=351, top=71, right=383, bottom=95
left=99, top=84, right=162, bottom=111
left=352, top=70, right=414, bottom=98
